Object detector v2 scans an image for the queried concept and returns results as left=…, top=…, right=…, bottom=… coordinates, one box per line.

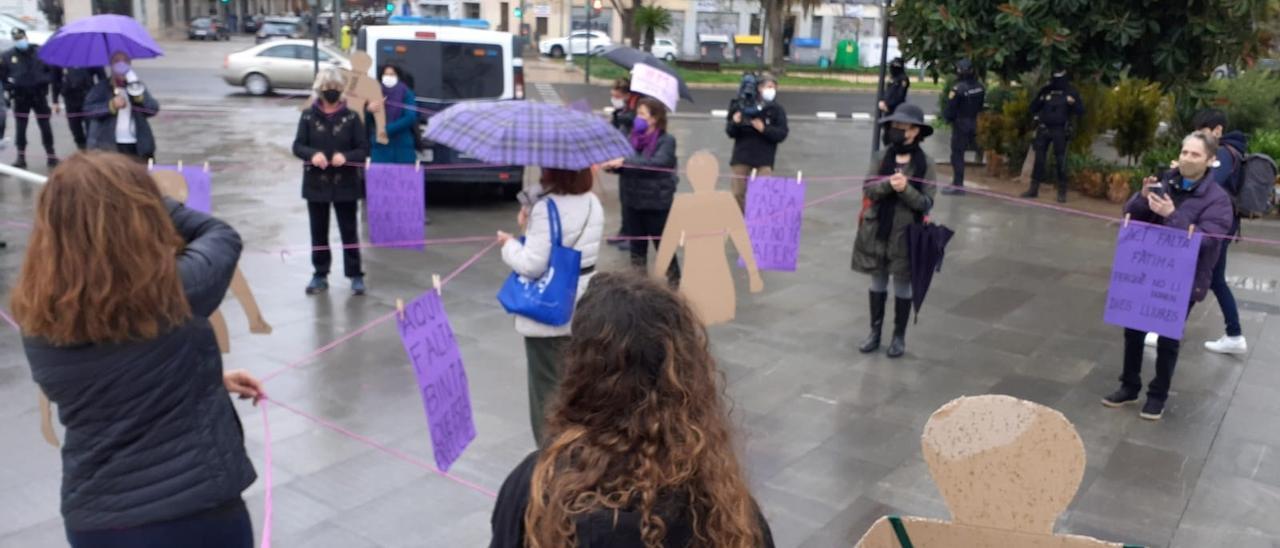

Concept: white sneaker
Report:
left=1205, top=335, right=1248, bottom=355
left=1144, top=332, right=1159, bottom=348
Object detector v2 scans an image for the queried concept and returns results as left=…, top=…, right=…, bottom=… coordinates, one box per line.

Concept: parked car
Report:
left=189, top=17, right=231, bottom=41
left=256, top=18, right=305, bottom=43
left=244, top=15, right=264, bottom=33
left=538, top=30, right=611, bottom=58
left=650, top=38, right=678, bottom=62
left=0, top=14, right=52, bottom=51
left=223, top=39, right=349, bottom=95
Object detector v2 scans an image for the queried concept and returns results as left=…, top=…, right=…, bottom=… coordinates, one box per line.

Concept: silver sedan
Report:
left=222, top=40, right=350, bottom=96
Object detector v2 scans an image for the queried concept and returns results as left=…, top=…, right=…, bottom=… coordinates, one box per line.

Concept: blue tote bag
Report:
left=497, top=198, right=584, bottom=326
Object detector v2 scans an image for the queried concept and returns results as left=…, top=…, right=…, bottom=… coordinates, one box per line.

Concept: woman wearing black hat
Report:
left=852, top=103, right=936, bottom=358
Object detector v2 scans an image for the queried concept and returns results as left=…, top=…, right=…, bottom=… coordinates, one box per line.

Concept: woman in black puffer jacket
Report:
left=12, top=152, right=263, bottom=548
left=602, top=96, right=681, bottom=284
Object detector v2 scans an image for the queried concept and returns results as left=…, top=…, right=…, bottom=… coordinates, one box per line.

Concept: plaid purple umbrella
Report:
left=423, top=101, right=633, bottom=170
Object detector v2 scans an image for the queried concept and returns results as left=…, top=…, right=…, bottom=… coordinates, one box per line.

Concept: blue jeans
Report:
left=1210, top=219, right=1242, bottom=337
left=66, top=499, right=252, bottom=548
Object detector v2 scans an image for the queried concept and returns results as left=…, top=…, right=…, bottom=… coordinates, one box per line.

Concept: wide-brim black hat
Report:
left=879, top=104, right=934, bottom=138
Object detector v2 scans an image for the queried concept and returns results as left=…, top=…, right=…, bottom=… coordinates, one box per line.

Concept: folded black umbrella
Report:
left=907, top=223, right=955, bottom=324
left=600, top=45, right=695, bottom=102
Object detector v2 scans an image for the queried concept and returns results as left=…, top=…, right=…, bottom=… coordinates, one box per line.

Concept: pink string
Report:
left=259, top=401, right=274, bottom=548
left=259, top=235, right=498, bottom=257
left=264, top=397, right=498, bottom=498
left=258, top=238, right=498, bottom=383
left=0, top=308, right=19, bottom=331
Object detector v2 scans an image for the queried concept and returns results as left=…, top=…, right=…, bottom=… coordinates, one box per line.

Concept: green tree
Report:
left=892, top=0, right=1269, bottom=91
left=634, top=5, right=673, bottom=52
left=1110, top=78, right=1164, bottom=165
left=761, top=0, right=822, bottom=72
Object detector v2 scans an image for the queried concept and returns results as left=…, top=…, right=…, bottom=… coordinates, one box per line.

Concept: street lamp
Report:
left=872, top=0, right=893, bottom=155
left=585, top=0, right=602, bottom=84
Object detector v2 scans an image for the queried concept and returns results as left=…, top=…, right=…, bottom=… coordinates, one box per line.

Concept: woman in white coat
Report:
left=497, top=168, right=605, bottom=445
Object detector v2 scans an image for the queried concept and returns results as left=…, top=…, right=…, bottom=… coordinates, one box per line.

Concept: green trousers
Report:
left=525, top=336, right=568, bottom=446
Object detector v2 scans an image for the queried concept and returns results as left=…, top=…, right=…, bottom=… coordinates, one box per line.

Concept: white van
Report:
left=357, top=24, right=526, bottom=197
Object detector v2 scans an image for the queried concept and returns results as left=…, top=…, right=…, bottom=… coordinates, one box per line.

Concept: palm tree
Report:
left=634, top=5, right=673, bottom=53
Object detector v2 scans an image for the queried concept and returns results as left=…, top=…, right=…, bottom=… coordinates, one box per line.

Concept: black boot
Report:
left=1020, top=182, right=1040, bottom=198
left=13, top=153, right=27, bottom=169
left=1056, top=182, right=1068, bottom=203
left=887, top=297, right=912, bottom=358
left=859, top=290, right=888, bottom=353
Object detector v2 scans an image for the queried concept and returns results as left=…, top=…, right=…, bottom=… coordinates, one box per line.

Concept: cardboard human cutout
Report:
left=855, top=395, right=1127, bottom=548
left=653, top=150, right=764, bottom=325
left=347, top=51, right=388, bottom=144
left=150, top=170, right=273, bottom=352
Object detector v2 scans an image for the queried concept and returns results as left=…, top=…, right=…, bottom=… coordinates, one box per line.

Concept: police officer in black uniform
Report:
left=62, top=67, right=106, bottom=150
left=942, top=59, right=985, bottom=195
left=1022, top=69, right=1084, bottom=203
left=877, top=57, right=910, bottom=144
left=0, top=28, right=61, bottom=168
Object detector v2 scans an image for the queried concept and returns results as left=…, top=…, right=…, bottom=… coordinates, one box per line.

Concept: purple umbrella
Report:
left=38, top=14, right=163, bottom=68
left=423, top=101, right=634, bottom=170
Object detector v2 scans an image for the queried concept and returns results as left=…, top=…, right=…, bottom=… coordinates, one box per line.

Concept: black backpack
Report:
left=1224, top=144, right=1278, bottom=218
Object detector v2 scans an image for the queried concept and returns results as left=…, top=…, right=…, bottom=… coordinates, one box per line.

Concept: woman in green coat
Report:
left=852, top=104, right=936, bottom=359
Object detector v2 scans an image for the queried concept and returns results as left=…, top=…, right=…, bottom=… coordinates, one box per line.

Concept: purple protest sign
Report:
left=366, top=163, right=425, bottom=250
left=1103, top=223, right=1202, bottom=340
left=153, top=165, right=212, bottom=214
left=396, top=289, right=476, bottom=472
left=741, top=176, right=806, bottom=272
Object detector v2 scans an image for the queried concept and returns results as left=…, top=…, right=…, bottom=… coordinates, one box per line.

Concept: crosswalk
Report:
left=532, top=83, right=561, bottom=104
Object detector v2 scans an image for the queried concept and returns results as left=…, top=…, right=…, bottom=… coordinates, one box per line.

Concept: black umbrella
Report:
left=907, top=223, right=956, bottom=324
left=601, top=46, right=695, bottom=102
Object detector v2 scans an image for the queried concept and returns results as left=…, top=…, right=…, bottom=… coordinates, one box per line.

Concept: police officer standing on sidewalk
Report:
left=1022, top=69, right=1084, bottom=203
left=62, top=67, right=106, bottom=151
left=942, top=59, right=984, bottom=195
left=0, top=28, right=61, bottom=168
left=877, top=57, right=909, bottom=143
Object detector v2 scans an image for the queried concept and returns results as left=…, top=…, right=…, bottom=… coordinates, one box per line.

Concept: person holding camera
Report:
left=1021, top=69, right=1084, bottom=203
left=1102, top=131, right=1233, bottom=421
left=726, top=72, right=789, bottom=212
left=84, top=51, right=161, bottom=161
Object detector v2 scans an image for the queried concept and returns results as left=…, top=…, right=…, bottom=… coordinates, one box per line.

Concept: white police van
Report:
left=358, top=23, right=525, bottom=198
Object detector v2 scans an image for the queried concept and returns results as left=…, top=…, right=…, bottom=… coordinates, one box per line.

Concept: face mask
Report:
left=321, top=89, right=342, bottom=104
left=14, top=39, right=29, bottom=51
left=381, top=75, right=398, bottom=88
left=761, top=88, right=777, bottom=102
left=887, top=127, right=909, bottom=147
left=632, top=116, right=650, bottom=133
left=610, top=97, right=625, bottom=109
left=112, top=62, right=130, bottom=76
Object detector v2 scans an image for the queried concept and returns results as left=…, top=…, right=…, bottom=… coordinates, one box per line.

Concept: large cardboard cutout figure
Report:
left=653, top=150, right=764, bottom=326
left=855, top=395, right=1128, bottom=548
left=151, top=170, right=273, bottom=351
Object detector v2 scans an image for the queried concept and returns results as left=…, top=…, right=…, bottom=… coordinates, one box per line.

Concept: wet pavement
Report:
left=2, top=42, right=1280, bottom=547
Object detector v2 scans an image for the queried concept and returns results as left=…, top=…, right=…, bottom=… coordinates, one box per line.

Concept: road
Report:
left=547, top=82, right=940, bottom=119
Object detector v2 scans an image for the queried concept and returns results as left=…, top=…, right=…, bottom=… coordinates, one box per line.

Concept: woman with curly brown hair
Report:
left=12, top=152, right=262, bottom=547
left=489, top=271, right=774, bottom=548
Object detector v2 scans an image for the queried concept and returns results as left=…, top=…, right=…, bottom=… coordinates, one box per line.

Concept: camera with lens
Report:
left=732, top=72, right=763, bottom=120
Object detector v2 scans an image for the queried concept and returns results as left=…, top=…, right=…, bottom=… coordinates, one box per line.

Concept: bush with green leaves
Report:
left=1069, top=82, right=1113, bottom=155
left=1248, top=129, right=1280, bottom=159
left=1111, top=79, right=1164, bottom=164
left=1211, top=72, right=1280, bottom=135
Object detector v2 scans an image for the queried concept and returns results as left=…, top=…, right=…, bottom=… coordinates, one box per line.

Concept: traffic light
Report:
left=513, top=6, right=522, bottom=18
left=219, top=0, right=228, bottom=4
left=385, top=1, right=394, bottom=12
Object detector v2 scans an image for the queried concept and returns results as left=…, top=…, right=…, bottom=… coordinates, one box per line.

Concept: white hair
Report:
left=312, top=68, right=347, bottom=94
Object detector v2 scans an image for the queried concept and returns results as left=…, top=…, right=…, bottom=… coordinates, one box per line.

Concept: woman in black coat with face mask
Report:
left=852, top=104, right=937, bottom=359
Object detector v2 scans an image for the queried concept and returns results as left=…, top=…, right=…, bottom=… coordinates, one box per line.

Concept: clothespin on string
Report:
left=750, top=168, right=757, bottom=182
left=432, top=273, right=443, bottom=296
left=415, top=159, right=422, bottom=172
left=679, top=231, right=686, bottom=248
left=203, top=161, right=210, bottom=173
left=1123, top=213, right=1131, bottom=228
left=395, top=298, right=405, bottom=320
left=147, top=158, right=154, bottom=170
left=797, top=170, right=803, bottom=185
left=177, top=160, right=183, bottom=171
left=1187, top=224, right=1196, bottom=239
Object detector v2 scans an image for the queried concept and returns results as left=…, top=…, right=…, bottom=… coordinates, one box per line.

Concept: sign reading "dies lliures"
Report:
left=1103, top=223, right=1202, bottom=340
